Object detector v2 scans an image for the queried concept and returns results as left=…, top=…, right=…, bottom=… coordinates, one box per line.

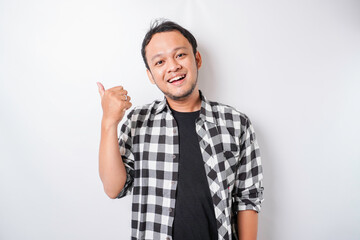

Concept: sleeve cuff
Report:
left=116, top=170, right=134, bottom=199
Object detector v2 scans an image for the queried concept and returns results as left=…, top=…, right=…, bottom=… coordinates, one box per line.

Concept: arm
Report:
left=97, top=82, right=132, bottom=199
left=234, top=114, right=264, bottom=239
left=237, top=210, right=258, bottom=240
left=99, top=121, right=127, bottom=199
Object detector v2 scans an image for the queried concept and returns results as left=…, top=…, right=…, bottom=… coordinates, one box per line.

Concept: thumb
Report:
left=96, top=82, right=105, bottom=98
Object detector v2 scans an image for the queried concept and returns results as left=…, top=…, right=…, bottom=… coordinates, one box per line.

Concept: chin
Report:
left=159, top=75, right=198, bottom=101
left=167, top=87, right=196, bottom=101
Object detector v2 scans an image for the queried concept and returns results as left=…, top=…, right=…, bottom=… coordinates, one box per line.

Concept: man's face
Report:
left=145, top=31, right=202, bottom=101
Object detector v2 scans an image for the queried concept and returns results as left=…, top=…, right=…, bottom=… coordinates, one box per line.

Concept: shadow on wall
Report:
left=256, top=127, right=276, bottom=240
left=197, top=47, right=218, bottom=98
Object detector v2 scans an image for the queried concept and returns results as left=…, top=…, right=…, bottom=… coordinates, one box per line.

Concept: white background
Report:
left=1, top=0, right=359, bottom=239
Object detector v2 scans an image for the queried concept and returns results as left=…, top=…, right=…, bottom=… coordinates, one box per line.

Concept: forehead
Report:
left=146, top=31, right=192, bottom=59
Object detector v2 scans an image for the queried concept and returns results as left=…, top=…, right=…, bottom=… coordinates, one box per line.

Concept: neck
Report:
left=166, top=88, right=201, bottom=112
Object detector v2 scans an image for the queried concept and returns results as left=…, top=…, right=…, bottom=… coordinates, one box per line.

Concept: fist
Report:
left=97, top=82, right=132, bottom=127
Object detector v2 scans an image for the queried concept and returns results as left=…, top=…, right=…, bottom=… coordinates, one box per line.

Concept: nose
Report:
left=167, top=58, right=181, bottom=73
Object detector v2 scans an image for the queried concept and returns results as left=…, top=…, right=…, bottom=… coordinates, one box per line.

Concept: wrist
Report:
left=101, top=118, right=119, bottom=132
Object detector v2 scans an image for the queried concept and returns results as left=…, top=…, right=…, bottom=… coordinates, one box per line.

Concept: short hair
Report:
left=141, top=19, right=198, bottom=70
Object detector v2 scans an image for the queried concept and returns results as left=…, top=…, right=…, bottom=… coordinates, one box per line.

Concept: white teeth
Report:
left=169, top=75, right=185, bottom=83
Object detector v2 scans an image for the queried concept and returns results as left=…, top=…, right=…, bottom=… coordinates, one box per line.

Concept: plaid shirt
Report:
left=117, top=91, right=264, bottom=240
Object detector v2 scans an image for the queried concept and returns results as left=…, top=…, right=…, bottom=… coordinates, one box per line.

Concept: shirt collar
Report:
left=154, top=90, right=216, bottom=124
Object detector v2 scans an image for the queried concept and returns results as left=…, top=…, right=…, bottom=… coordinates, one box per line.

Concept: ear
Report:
left=146, top=69, right=156, bottom=84
left=195, top=51, right=202, bottom=69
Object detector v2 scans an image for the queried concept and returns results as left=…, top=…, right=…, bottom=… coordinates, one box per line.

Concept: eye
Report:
left=177, top=53, right=186, bottom=58
left=155, top=60, right=163, bottom=66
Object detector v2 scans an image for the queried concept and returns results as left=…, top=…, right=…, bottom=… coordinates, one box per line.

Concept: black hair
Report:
left=141, top=19, right=198, bottom=70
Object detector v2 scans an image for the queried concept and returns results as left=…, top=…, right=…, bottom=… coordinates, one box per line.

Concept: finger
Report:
left=96, top=82, right=105, bottom=98
left=108, top=86, right=124, bottom=91
left=119, top=94, right=130, bottom=101
left=123, top=101, right=132, bottom=111
left=113, top=89, right=128, bottom=96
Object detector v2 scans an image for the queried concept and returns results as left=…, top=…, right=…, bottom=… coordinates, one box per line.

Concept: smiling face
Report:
left=145, top=31, right=202, bottom=101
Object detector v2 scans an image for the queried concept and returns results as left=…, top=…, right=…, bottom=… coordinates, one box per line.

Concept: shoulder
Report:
left=207, top=99, right=251, bottom=128
left=124, top=99, right=162, bottom=124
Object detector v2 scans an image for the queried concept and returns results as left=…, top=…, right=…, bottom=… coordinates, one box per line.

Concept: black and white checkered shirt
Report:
left=117, top=91, right=264, bottom=240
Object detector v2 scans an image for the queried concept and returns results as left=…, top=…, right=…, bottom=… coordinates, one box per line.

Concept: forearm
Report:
left=99, top=121, right=127, bottom=199
left=237, top=210, right=258, bottom=240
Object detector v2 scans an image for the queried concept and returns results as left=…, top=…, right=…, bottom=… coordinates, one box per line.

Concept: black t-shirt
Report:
left=171, top=108, right=218, bottom=240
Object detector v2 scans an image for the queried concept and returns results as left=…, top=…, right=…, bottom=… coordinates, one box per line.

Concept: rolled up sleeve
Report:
left=233, top=115, right=264, bottom=212
left=116, top=111, right=135, bottom=199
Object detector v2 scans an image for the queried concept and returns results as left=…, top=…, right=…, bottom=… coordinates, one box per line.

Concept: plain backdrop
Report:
left=1, top=0, right=359, bottom=239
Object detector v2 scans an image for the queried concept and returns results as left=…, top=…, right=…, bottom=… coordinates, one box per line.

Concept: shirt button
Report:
left=173, top=129, right=177, bottom=134
left=169, top=208, right=173, bottom=212
left=171, top=181, right=176, bottom=185
left=172, top=155, right=176, bottom=159
left=166, top=237, right=171, bottom=240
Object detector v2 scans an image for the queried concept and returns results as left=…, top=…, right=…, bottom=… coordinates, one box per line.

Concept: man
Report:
left=97, top=20, right=264, bottom=240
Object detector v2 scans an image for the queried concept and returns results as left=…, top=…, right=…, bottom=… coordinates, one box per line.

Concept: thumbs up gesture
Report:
left=97, top=82, right=132, bottom=127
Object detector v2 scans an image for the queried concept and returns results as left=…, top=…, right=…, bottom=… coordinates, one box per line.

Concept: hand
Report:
left=97, top=82, right=132, bottom=127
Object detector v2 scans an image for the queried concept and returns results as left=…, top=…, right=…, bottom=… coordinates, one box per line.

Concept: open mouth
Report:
left=168, top=74, right=186, bottom=84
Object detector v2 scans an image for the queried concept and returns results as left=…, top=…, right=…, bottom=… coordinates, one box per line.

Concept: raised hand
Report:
left=97, top=82, right=132, bottom=128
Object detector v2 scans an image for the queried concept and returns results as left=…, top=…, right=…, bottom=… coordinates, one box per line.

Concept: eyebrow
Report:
left=150, top=47, right=188, bottom=62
